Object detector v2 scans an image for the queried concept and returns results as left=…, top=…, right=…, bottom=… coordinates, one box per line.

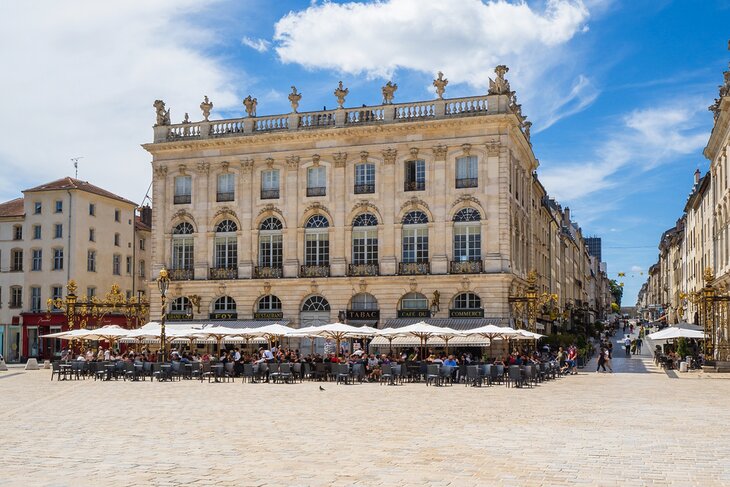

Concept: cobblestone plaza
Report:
left=2, top=351, right=730, bottom=486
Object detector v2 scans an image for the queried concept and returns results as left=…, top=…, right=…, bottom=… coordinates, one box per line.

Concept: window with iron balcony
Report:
left=404, top=159, right=425, bottom=192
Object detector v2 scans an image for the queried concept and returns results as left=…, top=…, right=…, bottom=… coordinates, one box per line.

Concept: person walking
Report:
left=637, top=337, right=643, bottom=354
left=596, top=347, right=607, bottom=373
left=605, top=345, right=613, bottom=373
left=624, top=335, right=631, bottom=357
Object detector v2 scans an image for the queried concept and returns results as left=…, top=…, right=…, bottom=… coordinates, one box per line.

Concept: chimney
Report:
left=139, top=205, right=152, bottom=227
left=694, top=168, right=700, bottom=185
left=564, top=207, right=571, bottom=225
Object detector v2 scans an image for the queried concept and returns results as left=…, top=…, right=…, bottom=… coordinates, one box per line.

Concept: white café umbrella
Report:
left=308, top=322, right=377, bottom=354
left=197, top=325, right=251, bottom=352
left=378, top=322, right=464, bottom=357
left=250, top=323, right=297, bottom=348
left=647, top=327, right=706, bottom=341
left=462, top=324, right=522, bottom=340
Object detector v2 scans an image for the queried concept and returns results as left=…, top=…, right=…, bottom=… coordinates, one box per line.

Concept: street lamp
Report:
left=157, top=267, right=170, bottom=362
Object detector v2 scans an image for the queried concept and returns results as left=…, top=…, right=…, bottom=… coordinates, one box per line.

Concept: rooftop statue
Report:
left=153, top=100, right=170, bottom=126
left=200, top=96, right=213, bottom=121
left=433, top=71, right=448, bottom=99
left=523, top=121, right=532, bottom=142
left=243, top=95, right=258, bottom=117
left=334, top=81, right=349, bottom=109
left=182, top=113, right=190, bottom=124
left=488, top=65, right=511, bottom=95
left=288, top=86, right=302, bottom=113
left=382, top=81, right=398, bottom=104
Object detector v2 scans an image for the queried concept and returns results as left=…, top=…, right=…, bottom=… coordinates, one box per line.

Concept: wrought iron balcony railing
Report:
left=300, top=264, right=330, bottom=278
left=398, top=262, right=430, bottom=275
left=254, top=266, right=283, bottom=279
left=354, top=183, right=375, bottom=194
left=173, top=194, right=191, bottom=204
left=404, top=181, right=425, bottom=192
left=261, top=188, right=279, bottom=200
left=449, top=259, right=483, bottom=274
left=169, top=268, right=194, bottom=280
left=306, top=186, right=326, bottom=197
left=209, top=267, right=238, bottom=280
left=216, top=191, right=234, bottom=202
left=348, top=263, right=379, bottom=277
left=455, top=178, right=478, bottom=189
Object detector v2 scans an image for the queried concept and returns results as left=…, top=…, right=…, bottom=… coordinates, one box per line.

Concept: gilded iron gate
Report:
left=692, top=269, right=730, bottom=361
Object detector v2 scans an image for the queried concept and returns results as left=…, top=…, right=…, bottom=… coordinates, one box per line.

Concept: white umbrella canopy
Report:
left=647, top=327, right=706, bottom=341
left=377, top=322, right=464, bottom=357
left=462, top=324, right=521, bottom=339
left=40, top=328, right=90, bottom=339
left=76, top=325, right=131, bottom=342
left=514, top=330, right=546, bottom=340
left=250, top=323, right=298, bottom=337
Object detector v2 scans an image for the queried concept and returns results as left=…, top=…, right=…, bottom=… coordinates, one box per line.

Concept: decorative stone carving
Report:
left=196, top=161, right=210, bottom=174
left=486, top=139, right=500, bottom=156
left=432, top=145, right=448, bottom=160
left=153, top=165, right=168, bottom=178
left=523, top=121, right=532, bottom=142
left=310, top=280, right=319, bottom=293
left=221, top=161, right=230, bottom=172
left=243, top=95, right=258, bottom=117
left=381, top=81, right=398, bottom=104
left=153, top=100, right=170, bottom=126
left=709, top=99, right=721, bottom=119
left=312, top=154, right=321, bottom=167
left=265, top=157, right=274, bottom=169
left=409, top=147, right=419, bottom=159
left=409, top=278, right=418, bottom=292
left=461, top=143, right=471, bottom=156
left=200, top=96, right=213, bottom=121
left=258, top=204, right=283, bottom=217
left=218, top=282, right=226, bottom=295
left=461, top=277, right=471, bottom=291
left=288, top=86, right=302, bottom=113
left=358, top=279, right=367, bottom=292
left=333, top=81, right=349, bottom=109
left=263, top=281, right=272, bottom=294
left=433, top=72, right=448, bottom=99
left=510, top=94, right=523, bottom=118
left=382, top=148, right=397, bottom=165
left=285, top=155, right=300, bottom=170
left=178, top=164, right=187, bottom=175
left=171, top=209, right=195, bottom=222
left=401, top=196, right=429, bottom=211
left=488, top=65, right=511, bottom=95
left=188, top=294, right=201, bottom=313
left=304, top=202, right=331, bottom=216
left=352, top=200, right=379, bottom=216
left=333, top=152, right=347, bottom=168
left=213, top=206, right=237, bottom=221
left=452, top=194, right=482, bottom=208
left=359, top=151, right=369, bottom=163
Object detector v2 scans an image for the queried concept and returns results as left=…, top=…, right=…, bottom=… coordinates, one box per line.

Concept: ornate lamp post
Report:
left=157, top=267, right=170, bottom=362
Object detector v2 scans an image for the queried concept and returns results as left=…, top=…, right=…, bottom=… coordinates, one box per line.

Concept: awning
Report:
left=165, top=320, right=290, bottom=329
left=370, top=335, right=491, bottom=347
left=382, top=317, right=509, bottom=330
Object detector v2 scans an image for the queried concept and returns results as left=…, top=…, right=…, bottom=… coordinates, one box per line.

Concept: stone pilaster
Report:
left=431, top=144, right=448, bottom=274
left=284, top=156, right=300, bottom=277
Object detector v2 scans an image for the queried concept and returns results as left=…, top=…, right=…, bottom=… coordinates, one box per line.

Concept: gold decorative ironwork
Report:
left=508, top=270, right=560, bottom=333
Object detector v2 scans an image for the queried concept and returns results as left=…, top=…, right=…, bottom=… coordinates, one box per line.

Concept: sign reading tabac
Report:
left=346, top=309, right=380, bottom=321
left=210, top=312, right=238, bottom=320
left=449, top=309, right=484, bottom=318
left=254, top=311, right=284, bottom=320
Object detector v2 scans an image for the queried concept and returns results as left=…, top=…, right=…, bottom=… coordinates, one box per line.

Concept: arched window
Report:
left=301, top=296, right=330, bottom=311
left=352, top=213, right=378, bottom=265
left=172, top=222, right=194, bottom=271
left=402, top=211, right=429, bottom=263
left=305, top=215, right=329, bottom=266
left=170, top=296, right=191, bottom=312
left=257, top=295, right=282, bottom=311
left=213, top=296, right=236, bottom=312
left=453, top=292, right=481, bottom=309
left=259, top=217, right=283, bottom=268
left=399, top=292, right=428, bottom=310
left=214, top=220, right=237, bottom=268
left=453, top=208, right=481, bottom=262
left=350, top=293, right=378, bottom=310
left=354, top=162, right=375, bottom=194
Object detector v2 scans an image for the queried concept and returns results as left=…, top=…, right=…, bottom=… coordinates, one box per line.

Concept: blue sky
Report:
left=0, top=0, right=728, bottom=304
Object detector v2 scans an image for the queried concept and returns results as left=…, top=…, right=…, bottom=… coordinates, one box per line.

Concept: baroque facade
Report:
left=0, top=178, right=150, bottom=361
left=638, top=51, right=730, bottom=324
left=144, top=67, right=611, bottom=339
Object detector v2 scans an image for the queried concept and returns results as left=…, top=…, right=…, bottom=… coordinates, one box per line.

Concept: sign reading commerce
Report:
left=254, top=311, right=284, bottom=320
left=449, top=309, right=484, bottom=318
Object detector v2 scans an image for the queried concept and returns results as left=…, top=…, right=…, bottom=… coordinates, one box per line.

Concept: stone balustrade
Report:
left=154, top=94, right=507, bottom=143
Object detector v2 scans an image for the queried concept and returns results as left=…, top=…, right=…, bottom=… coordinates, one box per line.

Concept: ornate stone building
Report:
left=144, top=67, right=609, bottom=339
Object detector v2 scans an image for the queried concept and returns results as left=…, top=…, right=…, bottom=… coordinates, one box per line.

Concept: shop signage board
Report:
left=397, top=309, right=429, bottom=318
left=449, top=309, right=484, bottom=318
left=254, top=312, right=284, bottom=320
left=210, top=312, right=238, bottom=320
left=346, top=309, right=380, bottom=320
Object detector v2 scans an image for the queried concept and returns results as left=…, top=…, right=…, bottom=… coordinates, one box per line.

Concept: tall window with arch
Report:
left=451, top=292, right=483, bottom=317
left=214, top=220, right=238, bottom=269
left=170, top=296, right=192, bottom=315
left=398, top=292, right=429, bottom=317
left=452, top=208, right=482, bottom=273
left=304, top=215, right=329, bottom=266
left=301, top=295, right=331, bottom=312
left=354, top=162, right=375, bottom=194
left=257, top=217, right=283, bottom=278
left=351, top=213, right=379, bottom=266
left=172, top=222, right=194, bottom=272
left=350, top=293, right=378, bottom=310
left=213, top=296, right=236, bottom=313
left=256, top=295, right=282, bottom=318
left=401, top=211, right=429, bottom=264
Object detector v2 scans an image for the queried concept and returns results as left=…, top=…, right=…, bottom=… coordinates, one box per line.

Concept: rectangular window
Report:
left=113, top=254, right=121, bottom=275
left=404, top=160, right=425, bottom=191
left=174, top=175, right=192, bottom=204
left=114, top=233, right=120, bottom=246
left=89, top=228, right=95, bottom=242
left=126, top=256, right=132, bottom=274
left=87, top=250, right=96, bottom=272
left=33, top=225, right=41, bottom=239
left=54, top=223, right=63, bottom=239
left=30, top=287, right=41, bottom=312
left=89, top=203, right=95, bottom=216
left=307, top=166, right=326, bottom=197
left=139, top=260, right=146, bottom=278
left=214, top=236, right=238, bottom=268
left=305, top=232, right=330, bottom=266
left=261, top=170, right=280, bottom=199
left=258, top=234, right=283, bottom=267
left=139, top=238, right=145, bottom=250
left=352, top=229, right=378, bottom=265
left=87, top=287, right=96, bottom=299
left=354, top=163, right=375, bottom=194
left=13, top=225, right=22, bottom=240
left=53, top=248, right=64, bottom=270
left=172, top=237, right=194, bottom=270
left=34, top=202, right=42, bottom=214
left=453, top=225, right=481, bottom=261
left=402, top=227, right=429, bottom=263
left=114, top=209, right=121, bottom=222
left=51, top=286, right=63, bottom=303
left=32, top=249, right=42, bottom=271
left=216, top=173, right=235, bottom=202
left=11, top=249, right=23, bottom=272
left=55, top=200, right=63, bottom=213
left=456, top=156, right=478, bottom=188
left=10, top=287, right=22, bottom=308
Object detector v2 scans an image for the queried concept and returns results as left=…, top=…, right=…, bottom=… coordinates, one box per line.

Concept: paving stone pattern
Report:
left=1, top=351, right=729, bottom=487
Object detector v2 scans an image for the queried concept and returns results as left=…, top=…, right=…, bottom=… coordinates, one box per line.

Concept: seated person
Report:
left=443, top=355, right=458, bottom=367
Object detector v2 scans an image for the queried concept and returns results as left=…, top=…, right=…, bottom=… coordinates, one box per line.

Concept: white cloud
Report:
left=273, top=0, right=597, bottom=129
left=630, top=265, right=643, bottom=273
left=539, top=101, right=709, bottom=202
left=0, top=1, right=241, bottom=204
left=241, top=36, right=271, bottom=53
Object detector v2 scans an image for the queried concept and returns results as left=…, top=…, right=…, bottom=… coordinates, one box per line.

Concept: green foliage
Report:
left=676, top=337, right=689, bottom=358
left=611, top=302, right=620, bottom=313
left=609, top=279, right=624, bottom=307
